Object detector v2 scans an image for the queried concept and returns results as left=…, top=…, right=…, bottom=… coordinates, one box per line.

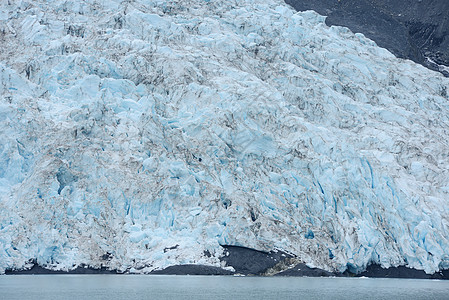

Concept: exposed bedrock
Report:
left=285, top=0, right=449, bottom=76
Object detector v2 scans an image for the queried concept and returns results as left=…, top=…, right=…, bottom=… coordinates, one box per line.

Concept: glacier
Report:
left=1, top=0, right=449, bottom=275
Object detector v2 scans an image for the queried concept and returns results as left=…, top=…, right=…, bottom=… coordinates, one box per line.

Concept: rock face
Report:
left=150, top=264, right=233, bottom=275
left=1, top=0, right=449, bottom=276
left=220, top=246, right=294, bottom=275
left=285, top=0, right=449, bottom=76
left=355, top=264, right=449, bottom=280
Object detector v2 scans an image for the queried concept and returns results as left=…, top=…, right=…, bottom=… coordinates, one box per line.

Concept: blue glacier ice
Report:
left=0, top=0, right=449, bottom=275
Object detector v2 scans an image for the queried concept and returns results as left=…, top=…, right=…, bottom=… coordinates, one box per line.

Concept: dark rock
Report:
left=275, top=263, right=334, bottom=277
left=351, top=264, right=449, bottom=280
left=163, top=244, right=179, bottom=253
left=150, top=264, right=233, bottom=275
left=285, top=0, right=449, bottom=76
left=220, top=245, right=293, bottom=275
left=203, top=250, right=212, bottom=257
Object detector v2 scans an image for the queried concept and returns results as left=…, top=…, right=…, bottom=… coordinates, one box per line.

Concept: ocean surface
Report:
left=1, top=275, right=448, bottom=299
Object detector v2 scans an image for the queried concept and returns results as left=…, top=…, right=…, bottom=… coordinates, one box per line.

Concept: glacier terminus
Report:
left=1, top=0, right=449, bottom=276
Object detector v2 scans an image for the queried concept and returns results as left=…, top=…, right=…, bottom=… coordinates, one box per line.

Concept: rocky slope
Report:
left=285, top=0, right=449, bottom=76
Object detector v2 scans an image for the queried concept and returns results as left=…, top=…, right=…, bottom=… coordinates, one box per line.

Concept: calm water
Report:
left=1, top=275, right=448, bottom=300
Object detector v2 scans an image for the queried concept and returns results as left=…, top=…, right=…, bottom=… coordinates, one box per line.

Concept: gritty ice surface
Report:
left=0, top=0, right=449, bottom=274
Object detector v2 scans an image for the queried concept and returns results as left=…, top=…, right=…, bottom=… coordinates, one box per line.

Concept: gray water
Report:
left=1, top=275, right=448, bottom=300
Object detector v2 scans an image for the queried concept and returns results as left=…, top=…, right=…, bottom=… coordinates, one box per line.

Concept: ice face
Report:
left=1, top=0, right=449, bottom=275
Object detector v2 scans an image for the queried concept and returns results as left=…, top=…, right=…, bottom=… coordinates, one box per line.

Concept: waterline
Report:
left=1, top=275, right=448, bottom=300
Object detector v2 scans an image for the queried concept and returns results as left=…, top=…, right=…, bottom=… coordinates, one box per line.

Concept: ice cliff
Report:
left=1, top=0, right=449, bottom=275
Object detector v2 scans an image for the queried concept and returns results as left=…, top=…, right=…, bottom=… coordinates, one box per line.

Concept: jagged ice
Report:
left=1, top=0, right=449, bottom=274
